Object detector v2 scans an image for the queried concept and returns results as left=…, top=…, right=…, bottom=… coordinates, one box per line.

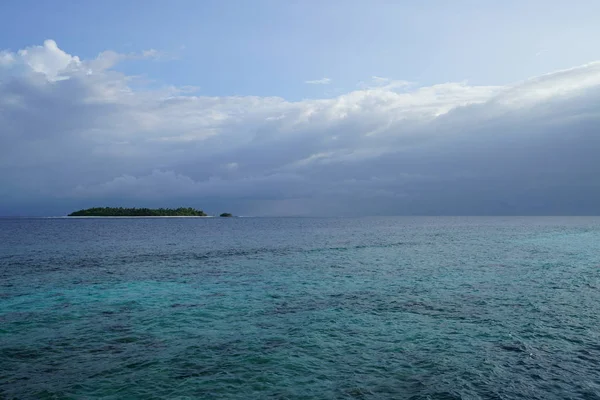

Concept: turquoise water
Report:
left=1, top=217, right=600, bottom=399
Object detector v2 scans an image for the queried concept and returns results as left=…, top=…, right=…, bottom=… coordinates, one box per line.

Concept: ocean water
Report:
left=1, top=217, right=599, bottom=400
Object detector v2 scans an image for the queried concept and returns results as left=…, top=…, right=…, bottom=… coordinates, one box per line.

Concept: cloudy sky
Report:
left=1, top=0, right=600, bottom=216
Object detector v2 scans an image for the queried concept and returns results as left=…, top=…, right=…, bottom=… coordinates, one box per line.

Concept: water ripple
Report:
left=1, top=217, right=600, bottom=399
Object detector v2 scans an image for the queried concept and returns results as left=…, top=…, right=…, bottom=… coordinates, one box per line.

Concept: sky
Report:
left=1, top=0, right=600, bottom=216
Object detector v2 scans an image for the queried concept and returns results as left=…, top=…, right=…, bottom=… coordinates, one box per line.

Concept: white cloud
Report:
left=494, top=62, right=600, bottom=106
left=305, top=77, right=332, bottom=85
left=0, top=50, right=15, bottom=66
left=371, top=76, right=389, bottom=83
left=142, top=49, right=160, bottom=58
left=1, top=40, right=600, bottom=215
left=16, top=39, right=81, bottom=80
left=90, top=48, right=168, bottom=71
left=357, top=76, right=411, bottom=90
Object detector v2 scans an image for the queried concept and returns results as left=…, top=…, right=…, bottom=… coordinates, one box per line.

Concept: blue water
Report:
left=1, top=217, right=600, bottom=399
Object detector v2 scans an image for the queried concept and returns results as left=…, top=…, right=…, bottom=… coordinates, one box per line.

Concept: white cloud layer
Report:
left=1, top=41, right=600, bottom=215
left=305, top=77, right=332, bottom=85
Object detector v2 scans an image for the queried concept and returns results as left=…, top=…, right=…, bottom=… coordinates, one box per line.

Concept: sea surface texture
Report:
left=1, top=217, right=599, bottom=399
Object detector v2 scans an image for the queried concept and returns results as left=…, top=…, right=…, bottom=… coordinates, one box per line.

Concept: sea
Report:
left=1, top=216, right=599, bottom=399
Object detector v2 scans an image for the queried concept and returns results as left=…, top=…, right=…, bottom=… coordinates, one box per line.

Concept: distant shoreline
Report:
left=67, top=207, right=217, bottom=217
left=65, top=215, right=215, bottom=218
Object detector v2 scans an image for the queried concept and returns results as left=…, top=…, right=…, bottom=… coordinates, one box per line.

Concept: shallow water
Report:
left=1, top=217, right=599, bottom=399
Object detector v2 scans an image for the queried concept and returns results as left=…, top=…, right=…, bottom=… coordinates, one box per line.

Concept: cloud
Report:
left=14, top=39, right=81, bottom=81
left=90, top=47, right=168, bottom=71
left=1, top=40, right=600, bottom=216
left=0, top=50, right=15, bottom=66
left=305, top=77, right=332, bottom=85
left=357, top=76, right=411, bottom=90
left=3, top=40, right=167, bottom=80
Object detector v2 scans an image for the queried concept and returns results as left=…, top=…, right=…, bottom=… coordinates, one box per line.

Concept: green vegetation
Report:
left=220, top=213, right=233, bottom=217
left=68, top=207, right=207, bottom=217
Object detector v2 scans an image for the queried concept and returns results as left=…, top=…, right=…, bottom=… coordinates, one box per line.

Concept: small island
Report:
left=219, top=213, right=233, bottom=217
left=68, top=207, right=208, bottom=217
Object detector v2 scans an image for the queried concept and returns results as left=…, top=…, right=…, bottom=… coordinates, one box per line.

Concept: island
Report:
left=68, top=207, right=208, bottom=217
left=219, top=213, right=233, bottom=217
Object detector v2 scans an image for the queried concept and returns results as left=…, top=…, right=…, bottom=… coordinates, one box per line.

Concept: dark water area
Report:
left=1, top=217, right=599, bottom=399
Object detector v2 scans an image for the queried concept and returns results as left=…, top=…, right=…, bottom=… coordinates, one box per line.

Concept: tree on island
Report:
left=68, top=207, right=208, bottom=217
